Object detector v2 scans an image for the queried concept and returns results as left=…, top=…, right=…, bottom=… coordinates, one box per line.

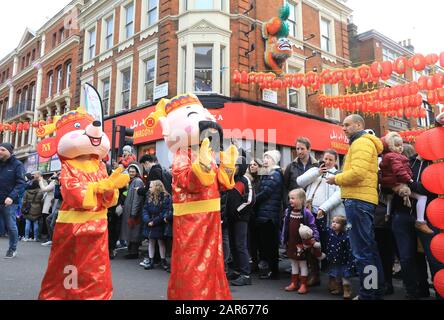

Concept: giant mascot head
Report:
left=144, top=94, right=223, bottom=152
left=263, top=5, right=293, bottom=76
left=36, top=107, right=110, bottom=160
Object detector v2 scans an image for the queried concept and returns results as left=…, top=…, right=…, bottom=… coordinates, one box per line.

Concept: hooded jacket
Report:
left=379, top=139, right=413, bottom=188
left=0, top=155, right=26, bottom=204
left=335, top=133, right=384, bottom=205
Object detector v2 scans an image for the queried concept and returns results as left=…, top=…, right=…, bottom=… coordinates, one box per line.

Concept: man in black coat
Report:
left=138, top=155, right=172, bottom=195
left=0, top=143, right=26, bottom=258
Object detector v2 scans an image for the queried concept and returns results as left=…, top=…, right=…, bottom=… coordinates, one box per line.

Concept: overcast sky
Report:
left=0, top=0, right=443, bottom=59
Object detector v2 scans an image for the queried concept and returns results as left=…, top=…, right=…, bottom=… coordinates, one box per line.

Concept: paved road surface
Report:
left=0, top=238, right=435, bottom=300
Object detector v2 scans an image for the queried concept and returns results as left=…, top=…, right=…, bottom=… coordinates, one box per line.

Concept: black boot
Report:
left=161, top=259, right=170, bottom=271
left=144, top=258, right=154, bottom=270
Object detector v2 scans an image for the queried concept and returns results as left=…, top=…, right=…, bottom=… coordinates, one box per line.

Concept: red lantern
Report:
left=371, top=61, right=383, bottom=78
left=240, top=70, right=248, bottom=84
left=415, top=127, right=444, bottom=160
left=394, top=57, right=407, bottom=74
left=421, top=162, right=444, bottom=194
left=425, top=53, right=439, bottom=66
left=431, top=234, right=444, bottom=264
left=434, top=270, right=444, bottom=298
left=418, top=76, right=429, bottom=91
left=381, top=61, right=393, bottom=78
left=412, top=54, right=426, bottom=72
left=248, top=72, right=256, bottom=83
left=0, top=124, right=3, bottom=132
left=345, top=68, right=355, bottom=81
left=11, top=122, right=17, bottom=132
left=419, top=108, right=427, bottom=119
left=427, top=198, right=444, bottom=229
left=404, top=108, right=412, bottom=118
left=23, top=122, right=30, bottom=131
left=352, top=73, right=361, bottom=86
left=434, top=73, right=444, bottom=89
left=358, top=65, right=370, bottom=79
left=415, top=94, right=423, bottom=107
left=17, top=122, right=23, bottom=132
left=32, top=121, right=40, bottom=128
left=397, top=108, right=404, bottom=118
left=409, top=82, right=419, bottom=95
left=232, top=70, right=241, bottom=83
left=437, top=88, right=444, bottom=103
left=427, top=90, right=438, bottom=105
left=427, top=77, right=438, bottom=91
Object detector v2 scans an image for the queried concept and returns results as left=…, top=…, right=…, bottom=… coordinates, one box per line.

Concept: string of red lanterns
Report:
left=0, top=120, right=47, bottom=133
left=233, top=52, right=444, bottom=91
left=415, top=125, right=444, bottom=298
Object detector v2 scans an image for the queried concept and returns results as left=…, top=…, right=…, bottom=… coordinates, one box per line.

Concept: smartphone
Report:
left=319, top=160, right=325, bottom=168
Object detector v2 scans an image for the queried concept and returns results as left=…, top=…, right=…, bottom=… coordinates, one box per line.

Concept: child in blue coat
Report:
left=319, top=215, right=355, bottom=299
left=142, top=180, right=172, bottom=271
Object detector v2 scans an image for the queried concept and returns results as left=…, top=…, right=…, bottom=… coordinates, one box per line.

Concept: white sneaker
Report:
left=139, top=258, right=149, bottom=267
left=23, top=238, right=30, bottom=242
left=41, top=241, right=52, bottom=247
left=31, top=238, right=37, bottom=242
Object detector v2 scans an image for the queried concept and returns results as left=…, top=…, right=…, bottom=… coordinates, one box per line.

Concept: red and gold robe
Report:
left=168, top=149, right=234, bottom=300
left=38, top=159, right=118, bottom=300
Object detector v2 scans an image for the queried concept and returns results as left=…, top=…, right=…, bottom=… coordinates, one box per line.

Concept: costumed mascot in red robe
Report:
left=36, top=107, right=129, bottom=300
left=144, top=94, right=239, bottom=300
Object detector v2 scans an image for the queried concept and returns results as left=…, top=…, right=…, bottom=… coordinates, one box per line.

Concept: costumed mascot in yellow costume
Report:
left=144, top=94, right=238, bottom=300
left=36, top=107, right=129, bottom=300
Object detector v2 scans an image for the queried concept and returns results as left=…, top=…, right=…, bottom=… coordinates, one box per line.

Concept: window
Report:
left=144, top=57, right=156, bottom=103
left=182, top=46, right=187, bottom=92
left=59, top=27, right=65, bottom=43
left=382, top=47, right=399, bottom=62
left=56, top=67, right=63, bottom=94
left=65, top=62, right=71, bottom=88
left=288, top=66, right=303, bottom=110
left=321, top=18, right=331, bottom=52
left=52, top=33, right=57, bottom=47
left=194, top=0, right=213, bottom=9
left=194, top=46, right=213, bottom=92
left=105, top=16, right=114, bottom=50
left=148, top=0, right=158, bottom=26
left=287, top=1, right=298, bottom=38
left=102, top=78, right=110, bottom=115
left=125, top=3, right=134, bottom=39
left=88, top=28, right=96, bottom=60
left=220, top=46, right=226, bottom=94
left=121, top=68, right=131, bottom=110
left=32, top=49, right=36, bottom=61
left=324, top=84, right=340, bottom=120
left=417, top=103, right=434, bottom=128
left=47, top=72, right=54, bottom=97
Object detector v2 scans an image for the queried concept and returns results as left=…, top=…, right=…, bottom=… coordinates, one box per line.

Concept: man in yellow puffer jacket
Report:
left=327, top=114, right=385, bottom=300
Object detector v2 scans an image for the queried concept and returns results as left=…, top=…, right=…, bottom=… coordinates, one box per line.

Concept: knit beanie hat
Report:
left=123, top=145, right=133, bottom=153
left=264, top=150, right=281, bottom=165
left=0, top=143, right=14, bottom=155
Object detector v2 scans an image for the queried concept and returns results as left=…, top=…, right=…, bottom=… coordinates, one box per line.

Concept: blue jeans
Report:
left=25, top=219, right=39, bottom=239
left=344, top=199, right=385, bottom=300
left=0, top=204, right=19, bottom=251
left=391, top=212, right=419, bottom=296
left=0, top=211, right=6, bottom=235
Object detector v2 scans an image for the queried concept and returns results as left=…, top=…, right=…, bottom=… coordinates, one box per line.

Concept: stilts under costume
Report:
left=36, top=107, right=129, bottom=300
left=145, top=94, right=238, bottom=300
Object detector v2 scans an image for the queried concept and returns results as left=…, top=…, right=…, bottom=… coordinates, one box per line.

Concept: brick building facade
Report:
left=1, top=0, right=353, bottom=170
left=348, top=25, right=438, bottom=137
left=0, top=0, right=83, bottom=164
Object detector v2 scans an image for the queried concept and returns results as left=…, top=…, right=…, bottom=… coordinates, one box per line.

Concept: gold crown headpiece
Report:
left=36, top=107, right=92, bottom=138
left=144, top=94, right=202, bottom=130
